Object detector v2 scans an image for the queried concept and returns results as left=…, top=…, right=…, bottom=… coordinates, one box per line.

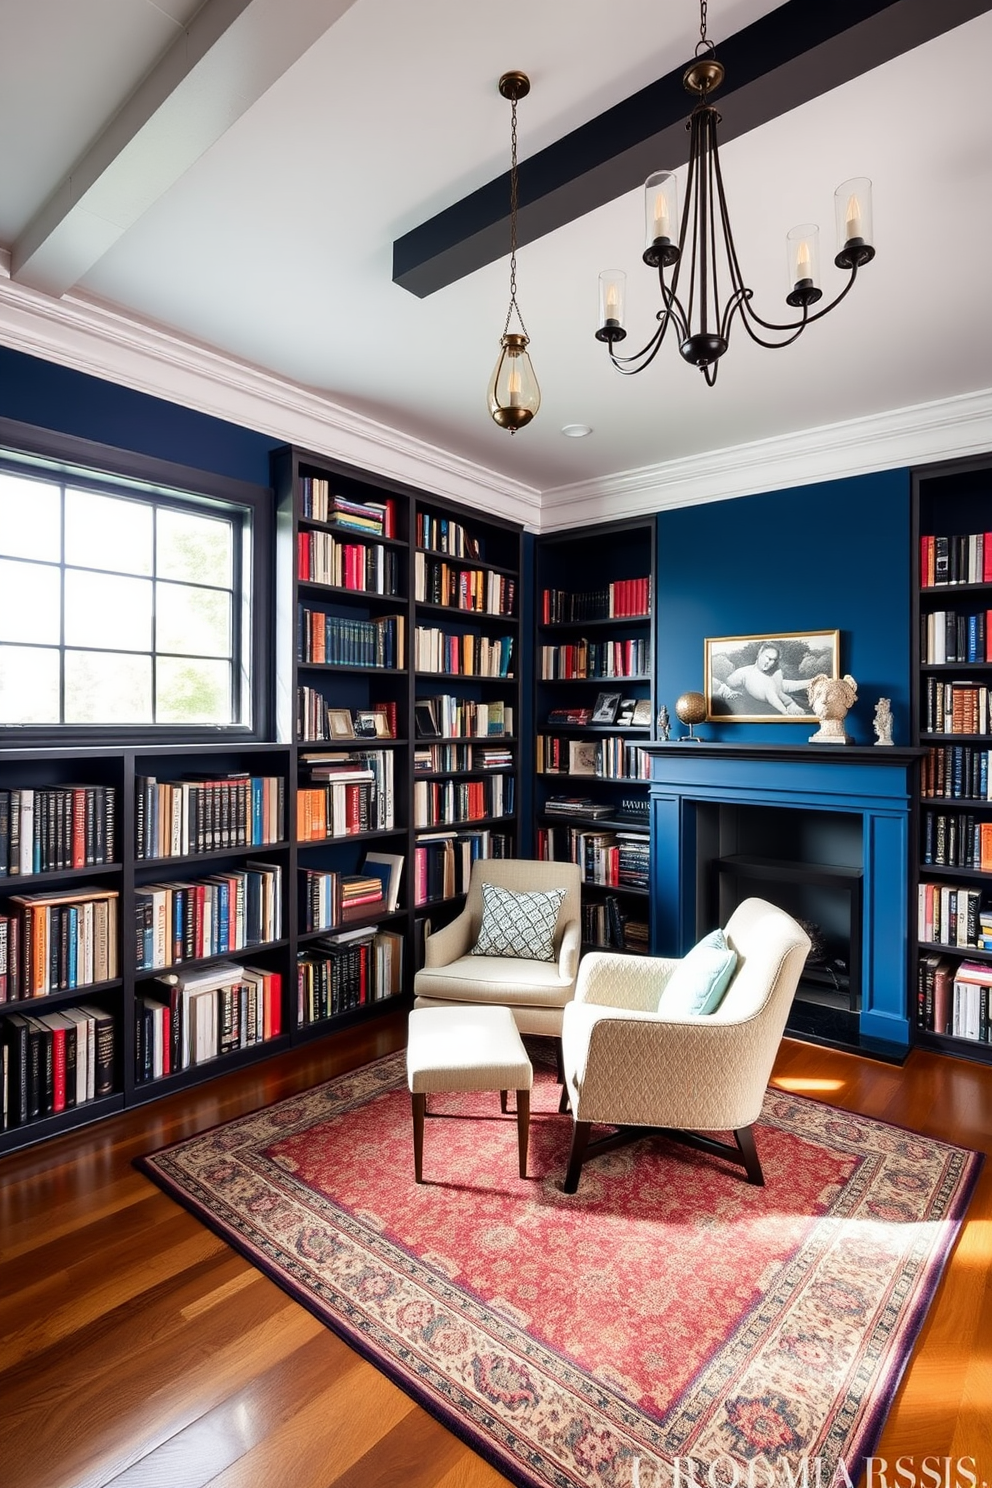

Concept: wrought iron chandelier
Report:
left=595, top=0, right=875, bottom=387
left=488, top=71, right=541, bottom=432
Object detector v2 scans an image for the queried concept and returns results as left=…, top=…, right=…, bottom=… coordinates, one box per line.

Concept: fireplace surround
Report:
left=643, top=743, right=920, bottom=1054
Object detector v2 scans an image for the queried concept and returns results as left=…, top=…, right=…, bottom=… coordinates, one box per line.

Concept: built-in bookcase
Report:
left=913, top=454, right=992, bottom=1064
left=533, top=518, right=656, bottom=956
left=0, top=446, right=523, bottom=1152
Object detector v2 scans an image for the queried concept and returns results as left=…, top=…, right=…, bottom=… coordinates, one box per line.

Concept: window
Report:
left=0, top=424, right=271, bottom=737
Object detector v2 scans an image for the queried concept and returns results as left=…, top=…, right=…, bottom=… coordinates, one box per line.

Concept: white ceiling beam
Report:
left=11, top=0, right=358, bottom=297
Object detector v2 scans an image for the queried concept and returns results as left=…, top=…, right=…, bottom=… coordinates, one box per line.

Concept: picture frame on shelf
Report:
left=353, top=710, right=387, bottom=738
left=326, top=708, right=356, bottom=738
left=615, top=697, right=637, bottom=725
left=591, top=690, right=622, bottom=724
left=631, top=699, right=653, bottom=727
left=568, top=739, right=600, bottom=775
left=415, top=700, right=441, bottom=737
left=705, top=630, right=840, bottom=723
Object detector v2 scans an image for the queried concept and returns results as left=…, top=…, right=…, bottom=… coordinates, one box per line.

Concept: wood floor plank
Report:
left=1, top=1021, right=989, bottom=1488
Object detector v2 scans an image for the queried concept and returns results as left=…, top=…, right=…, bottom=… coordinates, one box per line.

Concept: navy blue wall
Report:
left=0, top=346, right=279, bottom=486
left=656, top=470, right=912, bottom=745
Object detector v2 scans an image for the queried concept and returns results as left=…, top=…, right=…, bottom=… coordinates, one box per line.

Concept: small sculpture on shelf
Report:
left=807, top=673, right=858, bottom=745
left=873, top=696, right=894, bottom=746
left=657, top=704, right=671, bottom=741
left=675, top=690, right=706, bottom=742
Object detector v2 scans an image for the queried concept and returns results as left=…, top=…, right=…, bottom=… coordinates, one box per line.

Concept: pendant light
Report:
left=488, top=71, right=541, bottom=432
left=596, top=0, right=875, bottom=387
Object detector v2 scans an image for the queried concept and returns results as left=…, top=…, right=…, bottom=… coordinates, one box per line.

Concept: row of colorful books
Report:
left=413, top=742, right=513, bottom=773
left=916, top=953, right=992, bottom=1044
left=921, top=531, right=992, bottom=588
left=413, top=774, right=513, bottom=828
left=136, top=774, right=285, bottom=860
left=538, top=638, right=651, bottom=680
left=414, top=554, right=515, bottom=616
left=297, top=530, right=401, bottom=594
left=297, top=608, right=405, bottom=669
left=135, top=962, right=282, bottom=1080
left=299, top=479, right=397, bottom=537
left=296, top=927, right=404, bottom=1025
left=414, top=696, right=513, bottom=739
left=917, top=882, right=989, bottom=949
left=921, top=744, right=992, bottom=800
left=300, top=853, right=403, bottom=932
left=0, top=887, right=119, bottom=1002
left=541, top=578, right=650, bottom=624
left=922, top=812, right=992, bottom=871
left=414, top=628, right=513, bottom=678
left=415, top=512, right=481, bottom=560
left=0, top=786, right=116, bottom=878
left=921, top=679, right=992, bottom=736
left=920, top=609, right=992, bottom=664
left=134, top=863, right=282, bottom=971
left=413, top=830, right=511, bottom=906
left=2, top=1002, right=114, bottom=1128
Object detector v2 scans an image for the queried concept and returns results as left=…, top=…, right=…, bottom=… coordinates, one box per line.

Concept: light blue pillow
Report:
left=657, top=928, right=737, bottom=1016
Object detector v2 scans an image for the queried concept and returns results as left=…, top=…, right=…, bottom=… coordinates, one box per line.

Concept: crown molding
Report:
left=540, top=388, right=992, bottom=529
left=0, top=271, right=543, bottom=530
left=1, top=268, right=989, bottom=534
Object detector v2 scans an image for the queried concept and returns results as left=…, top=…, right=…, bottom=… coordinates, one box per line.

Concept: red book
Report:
left=71, top=789, right=87, bottom=869
left=49, top=1019, right=67, bottom=1113
left=297, top=532, right=309, bottom=582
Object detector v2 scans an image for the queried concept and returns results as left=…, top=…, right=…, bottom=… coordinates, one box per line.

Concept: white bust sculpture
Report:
left=807, top=672, right=858, bottom=745
left=874, top=696, right=894, bottom=746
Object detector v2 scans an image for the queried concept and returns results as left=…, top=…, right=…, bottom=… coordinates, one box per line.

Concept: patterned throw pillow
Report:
left=470, top=881, right=567, bottom=962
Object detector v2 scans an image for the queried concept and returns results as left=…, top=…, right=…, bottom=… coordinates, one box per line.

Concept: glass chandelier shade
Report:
left=489, top=71, right=540, bottom=432
left=596, top=5, right=875, bottom=387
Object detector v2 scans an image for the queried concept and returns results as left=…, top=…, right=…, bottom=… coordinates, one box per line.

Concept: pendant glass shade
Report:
left=786, top=223, right=822, bottom=307
left=488, top=332, right=541, bottom=431
left=835, top=177, right=874, bottom=262
left=597, top=270, right=627, bottom=341
left=643, top=170, right=680, bottom=266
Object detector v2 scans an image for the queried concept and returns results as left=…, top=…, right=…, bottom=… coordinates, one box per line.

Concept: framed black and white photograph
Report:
left=591, top=690, right=622, bottom=724
left=326, top=707, right=356, bottom=738
left=704, top=630, right=840, bottom=722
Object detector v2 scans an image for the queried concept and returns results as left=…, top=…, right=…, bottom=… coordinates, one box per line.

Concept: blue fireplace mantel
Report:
left=642, top=743, right=921, bottom=1051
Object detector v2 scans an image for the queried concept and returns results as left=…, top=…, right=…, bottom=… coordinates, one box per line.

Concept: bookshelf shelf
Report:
left=534, top=517, right=656, bottom=958
left=913, top=454, right=992, bottom=1060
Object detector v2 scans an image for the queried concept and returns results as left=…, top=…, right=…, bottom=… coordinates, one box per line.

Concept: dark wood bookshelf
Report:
left=912, top=452, right=992, bottom=1062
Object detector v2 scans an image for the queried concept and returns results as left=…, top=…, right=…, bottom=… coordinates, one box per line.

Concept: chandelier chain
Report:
left=696, top=0, right=712, bottom=56
left=503, top=91, right=529, bottom=339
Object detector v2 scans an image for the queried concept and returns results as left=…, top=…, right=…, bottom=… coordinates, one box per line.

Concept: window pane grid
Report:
left=0, top=465, right=246, bottom=730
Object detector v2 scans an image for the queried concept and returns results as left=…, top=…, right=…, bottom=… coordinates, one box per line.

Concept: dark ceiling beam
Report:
left=394, top=0, right=991, bottom=298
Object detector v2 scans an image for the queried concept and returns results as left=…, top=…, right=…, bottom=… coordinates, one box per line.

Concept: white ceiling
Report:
left=1, top=0, right=991, bottom=503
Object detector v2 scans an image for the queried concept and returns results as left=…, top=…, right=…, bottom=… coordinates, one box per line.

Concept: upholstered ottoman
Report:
left=406, top=1006, right=533, bottom=1182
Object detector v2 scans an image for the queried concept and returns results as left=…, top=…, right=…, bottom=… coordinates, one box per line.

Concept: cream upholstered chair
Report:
left=413, top=857, right=583, bottom=1039
left=559, top=897, right=811, bottom=1192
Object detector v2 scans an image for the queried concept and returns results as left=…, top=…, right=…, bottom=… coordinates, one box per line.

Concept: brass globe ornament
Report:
left=675, top=690, right=707, bottom=741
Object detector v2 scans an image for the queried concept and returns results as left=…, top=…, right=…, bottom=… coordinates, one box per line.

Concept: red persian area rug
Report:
left=137, top=1054, right=981, bottom=1488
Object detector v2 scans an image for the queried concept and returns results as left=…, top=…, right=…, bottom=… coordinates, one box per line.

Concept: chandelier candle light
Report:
left=488, top=71, right=541, bottom=432
left=596, top=0, right=875, bottom=386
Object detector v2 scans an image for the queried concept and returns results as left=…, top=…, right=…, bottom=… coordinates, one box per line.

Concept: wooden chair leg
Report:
left=735, top=1124, right=764, bottom=1185
left=554, top=1038, right=565, bottom=1084
left=516, top=1089, right=530, bottom=1178
left=558, top=1081, right=570, bottom=1114
left=411, top=1092, right=426, bottom=1183
left=562, top=1119, right=591, bottom=1194
left=500, top=1089, right=509, bottom=1113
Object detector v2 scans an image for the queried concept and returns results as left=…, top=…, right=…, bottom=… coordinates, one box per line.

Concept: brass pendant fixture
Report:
left=488, top=71, right=540, bottom=432
left=596, top=0, right=876, bottom=387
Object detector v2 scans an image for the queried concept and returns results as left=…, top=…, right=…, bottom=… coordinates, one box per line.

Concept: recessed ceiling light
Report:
left=561, top=423, right=592, bottom=438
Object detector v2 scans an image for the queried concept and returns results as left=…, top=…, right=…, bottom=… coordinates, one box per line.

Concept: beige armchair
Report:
left=560, top=897, right=811, bottom=1192
left=413, top=858, right=583, bottom=1040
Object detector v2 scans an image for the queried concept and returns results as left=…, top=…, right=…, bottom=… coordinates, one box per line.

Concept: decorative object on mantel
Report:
left=487, top=72, right=541, bottom=433
left=594, top=0, right=875, bottom=387
left=808, top=673, right=859, bottom=745
left=874, top=696, right=894, bottom=745
left=706, top=630, right=839, bottom=723
left=675, top=690, right=706, bottom=741
left=657, top=703, right=671, bottom=740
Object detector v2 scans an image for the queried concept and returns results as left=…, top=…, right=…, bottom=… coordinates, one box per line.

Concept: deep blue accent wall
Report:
left=0, top=346, right=279, bottom=487
left=656, top=470, right=912, bottom=745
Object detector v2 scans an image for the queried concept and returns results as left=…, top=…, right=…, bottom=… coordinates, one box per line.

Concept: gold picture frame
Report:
left=704, top=630, right=840, bottom=723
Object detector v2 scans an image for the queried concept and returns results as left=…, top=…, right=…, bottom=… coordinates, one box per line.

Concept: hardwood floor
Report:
left=2, top=1019, right=990, bottom=1488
